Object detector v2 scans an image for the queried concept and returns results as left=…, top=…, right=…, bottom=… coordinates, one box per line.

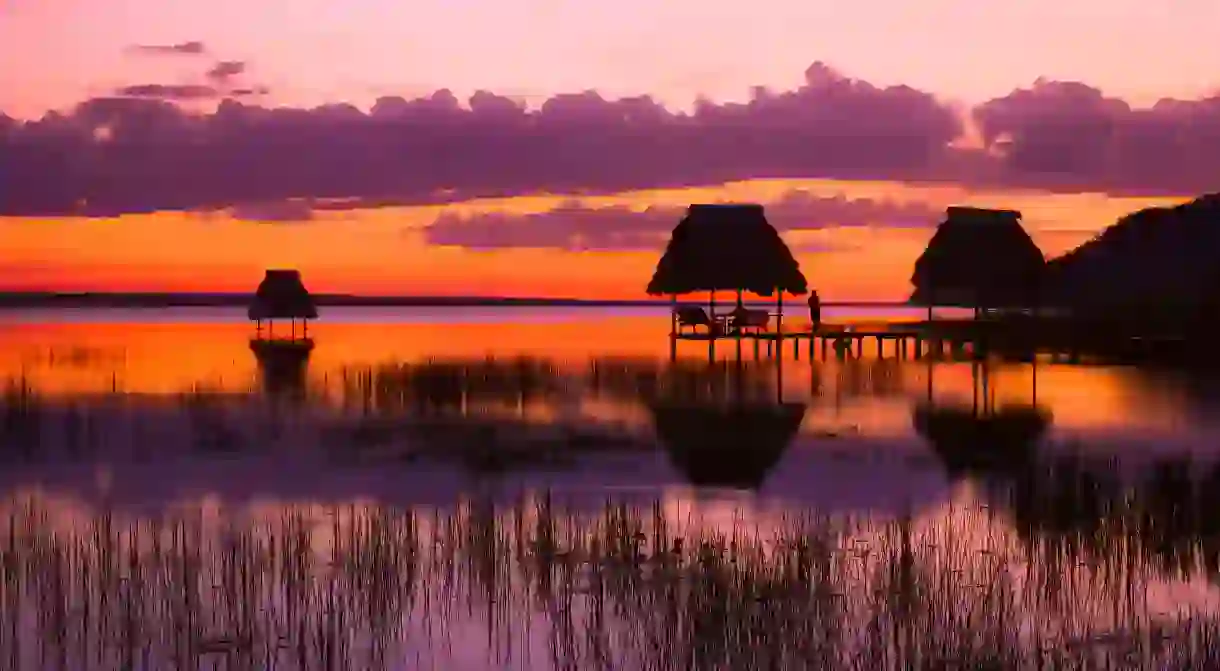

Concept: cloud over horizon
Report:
left=424, top=190, right=942, bottom=251
left=128, top=41, right=207, bottom=56
left=2, top=62, right=1219, bottom=218
left=206, top=61, right=247, bottom=83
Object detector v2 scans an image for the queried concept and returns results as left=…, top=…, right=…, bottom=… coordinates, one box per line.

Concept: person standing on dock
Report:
left=808, top=290, right=822, bottom=332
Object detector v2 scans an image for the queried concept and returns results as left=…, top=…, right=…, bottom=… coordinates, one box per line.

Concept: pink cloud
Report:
left=2, top=62, right=1218, bottom=217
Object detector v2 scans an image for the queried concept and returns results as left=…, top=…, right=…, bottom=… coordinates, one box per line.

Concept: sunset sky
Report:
left=1, top=0, right=1217, bottom=299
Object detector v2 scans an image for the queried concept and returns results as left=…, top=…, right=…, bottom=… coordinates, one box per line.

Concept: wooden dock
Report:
left=671, top=319, right=1193, bottom=364
left=671, top=322, right=973, bottom=361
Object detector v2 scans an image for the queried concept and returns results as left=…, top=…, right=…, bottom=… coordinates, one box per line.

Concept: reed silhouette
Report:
left=2, top=490, right=1219, bottom=670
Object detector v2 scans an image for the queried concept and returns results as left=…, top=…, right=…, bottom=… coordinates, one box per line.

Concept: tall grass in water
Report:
left=1, top=492, right=1220, bottom=669
left=1, top=376, right=42, bottom=461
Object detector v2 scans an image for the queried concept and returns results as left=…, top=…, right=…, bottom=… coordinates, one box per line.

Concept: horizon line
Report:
left=0, top=290, right=913, bottom=309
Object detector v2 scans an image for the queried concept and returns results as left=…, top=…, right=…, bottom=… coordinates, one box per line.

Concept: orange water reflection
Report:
left=0, top=311, right=1204, bottom=437
left=3, top=313, right=1220, bottom=668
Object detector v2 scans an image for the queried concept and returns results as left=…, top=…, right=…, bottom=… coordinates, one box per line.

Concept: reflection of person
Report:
left=807, top=290, right=821, bottom=332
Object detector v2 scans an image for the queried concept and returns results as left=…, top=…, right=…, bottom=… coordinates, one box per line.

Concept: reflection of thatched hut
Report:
left=912, top=403, right=1051, bottom=480
left=249, top=338, right=313, bottom=401
left=619, top=356, right=804, bottom=489
left=647, top=204, right=807, bottom=320
left=248, top=269, right=318, bottom=338
left=651, top=402, right=806, bottom=490
left=910, top=207, right=1045, bottom=310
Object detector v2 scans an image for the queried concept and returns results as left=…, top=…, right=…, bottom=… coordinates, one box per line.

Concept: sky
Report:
left=1, top=0, right=1217, bottom=299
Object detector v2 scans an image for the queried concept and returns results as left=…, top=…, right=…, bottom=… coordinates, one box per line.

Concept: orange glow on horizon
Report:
left=0, top=179, right=1186, bottom=300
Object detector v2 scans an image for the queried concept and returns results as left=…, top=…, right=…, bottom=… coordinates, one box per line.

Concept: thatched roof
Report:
left=651, top=402, right=806, bottom=489
left=647, top=204, right=808, bottom=296
left=910, top=207, right=1046, bottom=308
left=248, top=269, right=318, bottom=320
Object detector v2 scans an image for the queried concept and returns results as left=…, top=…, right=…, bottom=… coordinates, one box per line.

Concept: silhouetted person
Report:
left=808, top=290, right=821, bottom=332
left=727, top=297, right=750, bottom=334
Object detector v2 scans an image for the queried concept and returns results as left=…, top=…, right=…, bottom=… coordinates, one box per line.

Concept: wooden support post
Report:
left=776, top=288, right=784, bottom=341
left=670, top=294, right=677, bottom=337
left=972, top=361, right=979, bottom=414
left=776, top=344, right=784, bottom=404
left=1032, top=355, right=1038, bottom=404
left=926, top=357, right=934, bottom=403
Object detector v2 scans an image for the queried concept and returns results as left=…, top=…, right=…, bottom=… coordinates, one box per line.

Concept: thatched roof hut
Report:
left=248, top=269, right=318, bottom=321
left=647, top=204, right=808, bottom=297
left=910, top=207, right=1045, bottom=308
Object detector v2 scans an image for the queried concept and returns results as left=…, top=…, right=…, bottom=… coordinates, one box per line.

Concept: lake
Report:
left=2, top=306, right=1219, bottom=670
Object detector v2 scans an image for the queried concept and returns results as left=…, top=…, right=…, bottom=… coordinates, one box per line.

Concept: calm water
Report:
left=2, top=306, right=1220, bottom=670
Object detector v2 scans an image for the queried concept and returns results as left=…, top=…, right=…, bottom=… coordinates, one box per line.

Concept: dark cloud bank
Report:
left=2, top=62, right=1219, bottom=220
left=128, top=41, right=208, bottom=56
left=425, top=191, right=940, bottom=251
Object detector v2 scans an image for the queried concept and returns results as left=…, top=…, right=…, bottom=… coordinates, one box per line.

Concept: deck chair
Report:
left=676, top=306, right=718, bottom=335
left=728, top=309, right=770, bottom=334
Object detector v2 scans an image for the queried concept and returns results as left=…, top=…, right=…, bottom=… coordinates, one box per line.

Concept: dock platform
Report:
left=671, top=319, right=1190, bottom=363
left=672, top=322, right=966, bottom=360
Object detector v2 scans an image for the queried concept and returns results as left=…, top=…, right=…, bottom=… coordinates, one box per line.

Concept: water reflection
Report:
left=250, top=337, right=314, bottom=403
left=3, top=314, right=1220, bottom=668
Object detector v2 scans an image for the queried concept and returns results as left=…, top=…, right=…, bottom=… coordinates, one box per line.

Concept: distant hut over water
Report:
left=910, top=207, right=1045, bottom=315
left=248, top=269, right=318, bottom=340
left=647, top=204, right=807, bottom=331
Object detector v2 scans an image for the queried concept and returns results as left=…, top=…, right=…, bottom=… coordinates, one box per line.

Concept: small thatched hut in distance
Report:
left=910, top=207, right=1045, bottom=310
left=248, top=269, right=318, bottom=339
left=648, top=204, right=808, bottom=304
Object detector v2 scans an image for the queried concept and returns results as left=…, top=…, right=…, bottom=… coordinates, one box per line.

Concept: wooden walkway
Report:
left=671, top=319, right=1195, bottom=363
left=673, top=323, right=954, bottom=360
left=671, top=321, right=1057, bottom=361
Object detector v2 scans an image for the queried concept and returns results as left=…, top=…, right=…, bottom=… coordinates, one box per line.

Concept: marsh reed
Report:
left=1, top=489, right=1219, bottom=670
